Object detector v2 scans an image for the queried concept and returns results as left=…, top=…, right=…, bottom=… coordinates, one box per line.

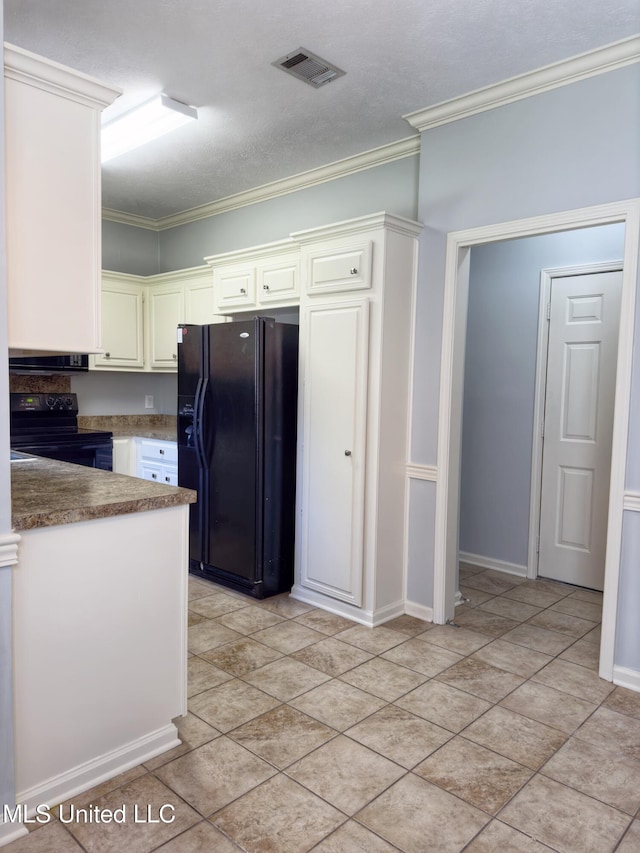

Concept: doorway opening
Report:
left=433, top=199, right=640, bottom=683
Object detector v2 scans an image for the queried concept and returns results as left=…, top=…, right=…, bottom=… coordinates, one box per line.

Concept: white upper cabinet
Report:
left=5, top=44, right=120, bottom=354
left=92, top=275, right=145, bottom=369
left=148, top=283, right=184, bottom=369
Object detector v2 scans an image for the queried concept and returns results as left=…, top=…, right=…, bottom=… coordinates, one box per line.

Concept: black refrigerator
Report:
left=177, top=317, right=299, bottom=598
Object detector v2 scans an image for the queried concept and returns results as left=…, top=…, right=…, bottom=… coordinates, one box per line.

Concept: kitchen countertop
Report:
left=78, top=414, right=177, bottom=442
left=11, top=455, right=196, bottom=531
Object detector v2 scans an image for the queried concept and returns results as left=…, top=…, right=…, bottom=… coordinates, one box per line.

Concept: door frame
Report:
left=433, top=198, right=640, bottom=682
left=528, top=261, right=624, bottom=582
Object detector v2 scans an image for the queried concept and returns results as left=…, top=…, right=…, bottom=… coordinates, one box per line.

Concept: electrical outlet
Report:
left=145, top=395, right=154, bottom=409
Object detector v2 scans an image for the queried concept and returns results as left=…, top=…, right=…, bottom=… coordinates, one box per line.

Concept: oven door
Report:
left=12, top=438, right=113, bottom=471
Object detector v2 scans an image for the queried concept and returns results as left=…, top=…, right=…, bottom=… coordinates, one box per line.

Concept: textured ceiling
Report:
left=4, top=0, right=639, bottom=221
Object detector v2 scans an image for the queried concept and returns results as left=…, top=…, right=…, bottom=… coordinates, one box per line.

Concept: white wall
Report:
left=406, top=62, right=640, bottom=672
left=71, top=371, right=177, bottom=416
left=460, top=224, right=625, bottom=568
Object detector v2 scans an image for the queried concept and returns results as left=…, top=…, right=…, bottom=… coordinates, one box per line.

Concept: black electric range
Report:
left=10, top=393, right=113, bottom=470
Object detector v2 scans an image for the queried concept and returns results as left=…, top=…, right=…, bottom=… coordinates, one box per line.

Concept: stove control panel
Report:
left=10, top=393, right=78, bottom=414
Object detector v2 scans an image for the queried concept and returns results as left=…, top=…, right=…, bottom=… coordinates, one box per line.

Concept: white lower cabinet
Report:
left=298, top=299, right=369, bottom=606
left=136, top=439, right=178, bottom=486
left=112, top=437, right=137, bottom=475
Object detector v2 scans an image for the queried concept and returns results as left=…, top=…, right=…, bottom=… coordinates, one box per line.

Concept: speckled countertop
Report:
left=77, top=414, right=177, bottom=442
left=12, top=455, right=196, bottom=531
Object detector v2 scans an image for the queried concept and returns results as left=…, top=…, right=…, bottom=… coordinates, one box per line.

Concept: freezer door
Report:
left=204, top=319, right=262, bottom=583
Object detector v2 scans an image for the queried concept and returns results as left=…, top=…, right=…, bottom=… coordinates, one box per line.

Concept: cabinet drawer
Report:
left=139, top=439, right=178, bottom=465
left=307, top=242, right=372, bottom=294
left=140, top=461, right=177, bottom=486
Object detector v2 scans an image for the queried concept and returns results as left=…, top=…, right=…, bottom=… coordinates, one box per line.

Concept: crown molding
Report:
left=404, top=34, right=640, bottom=132
left=4, top=42, right=121, bottom=110
left=292, top=211, right=422, bottom=244
left=102, top=135, right=420, bottom=232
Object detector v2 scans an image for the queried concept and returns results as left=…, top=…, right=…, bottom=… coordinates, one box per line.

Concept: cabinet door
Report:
left=213, top=266, right=256, bottom=311
left=258, top=255, right=299, bottom=304
left=306, top=241, right=372, bottom=295
left=299, top=299, right=369, bottom=605
left=93, top=283, right=144, bottom=369
left=112, top=438, right=135, bottom=475
left=185, top=278, right=228, bottom=325
left=149, top=286, right=184, bottom=369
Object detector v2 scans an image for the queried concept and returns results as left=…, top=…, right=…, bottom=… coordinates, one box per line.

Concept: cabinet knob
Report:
left=344, top=450, right=352, bottom=456
left=151, top=472, right=157, bottom=479
left=173, top=353, right=177, bottom=360
left=350, top=268, right=358, bottom=275
left=105, top=352, right=111, bottom=358
left=165, top=476, right=170, bottom=483
left=159, top=448, right=165, bottom=455
left=240, top=287, right=246, bottom=294
left=263, top=285, right=269, bottom=291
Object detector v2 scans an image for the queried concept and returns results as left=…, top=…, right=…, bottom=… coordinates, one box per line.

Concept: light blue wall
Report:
left=102, top=154, right=420, bottom=275
left=408, top=62, right=640, bottom=673
left=460, top=225, right=625, bottom=568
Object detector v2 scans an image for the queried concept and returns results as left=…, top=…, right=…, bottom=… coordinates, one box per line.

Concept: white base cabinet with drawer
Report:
left=290, top=213, right=422, bottom=627
left=136, top=439, right=178, bottom=486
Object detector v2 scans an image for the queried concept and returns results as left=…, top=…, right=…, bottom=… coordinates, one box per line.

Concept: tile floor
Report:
left=5, top=564, right=640, bottom=853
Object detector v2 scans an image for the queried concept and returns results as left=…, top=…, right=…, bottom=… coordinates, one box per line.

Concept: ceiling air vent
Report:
left=273, top=48, right=345, bottom=88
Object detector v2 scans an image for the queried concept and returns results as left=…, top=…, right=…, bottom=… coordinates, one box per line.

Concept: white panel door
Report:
left=538, top=271, right=622, bottom=590
left=300, top=299, right=369, bottom=605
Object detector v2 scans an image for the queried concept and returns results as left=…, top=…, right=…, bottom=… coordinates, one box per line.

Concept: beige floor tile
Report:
left=153, top=820, right=243, bottom=852
left=293, top=609, right=357, bottom=635
left=542, top=736, right=640, bottom=814
left=381, top=636, right=463, bottom=676
left=187, top=593, right=247, bottom=618
left=251, top=620, right=325, bottom=653
left=568, top=588, right=603, bottom=605
left=187, top=578, right=219, bottom=600
left=414, top=736, right=532, bottom=814
left=502, top=584, right=568, bottom=608
left=531, top=658, right=615, bottom=704
left=617, top=820, right=640, bottom=853
left=290, top=679, right=386, bottom=730
left=313, top=819, right=401, bottom=852
left=527, top=609, right=596, bottom=638
left=463, top=706, right=566, bottom=769
left=63, top=774, right=200, bottom=853
left=187, top=621, right=242, bottom=654
left=154, top=736, right=276, bottom=817
left=499, top=622, right=575, bottom=655
left=463, top=819, right=552, bottom=852
left=458, top=570, right=520, bottom=595
left=257, top=595, right=315, bottom=618
left=241, top=656, right=331, bottom=700
left=419, top=624, right=491, bottom=656
left=187, top=657, right=233, bottom=697
left=345, top=705, right=452, bottom=769
left=582, top=623, right=601, bottom=644
left=451, top=608, right=519, bottom=637
left=0, top=822, right=84, bottom=852
left=356, top=774, right=489, bottom=853
left=214, top=605, right=285, bottom=634
left=335, top=624, right=410, bottom=654
left=144, top=712, right=221, bottom=770
left=199, top=637, right=282, bottom=676
left=602, top=685, right=640, bottom=720
left=435, top=657, right=525, bottom=702
left=188, top=679, right=280, bottom=732
left=499, top=680, right=597, bottom=734
left=470, top=638, right=552, bottom=677
left=383, top=614, right=434, bottom=636
left=340, top=657, right=427, bottom=701
left=229, top=704, right=335, bottom=769
left=574, top=706, right=640, bottom=761
left=286, top=735, right=405, bottom=815
left=291, top=637, right=374, bottom=676
left=212, top=774, right=344, bottom=853
left=458, top=586, right=495, bottom=607
left=394, top=680, right=491, bottom=733
left=187, top=610, right=207, bottom=626
left=58, top=765, right=149, bottom=809
left=499, top=775, right=630, bottom=853
left=558, top=636, right=600, bottom=670
left=478, top=596, right=541, bottom=622
left=550, top=597, right=603, bottom=622
left=519, top=578, right=573, bottom=596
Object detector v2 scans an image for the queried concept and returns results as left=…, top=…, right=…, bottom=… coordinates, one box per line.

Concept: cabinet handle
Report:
left=263, top=285, right=269, bottom=290
left=240, top=287, right=246, bottom=294
left=159, top=448, right=165, bottom=455
left=151, top=472, right=157, bottom=479
left=350, top=267, right=358, bottom=275
left=344, top=450, right=352, bottom=457
left=165, top=476, right=171, bottom=483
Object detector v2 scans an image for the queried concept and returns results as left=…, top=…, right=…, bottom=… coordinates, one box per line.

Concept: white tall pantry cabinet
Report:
left=4, top=44, right=120, bottom=353
left=291, top=213, right=421, bottom=625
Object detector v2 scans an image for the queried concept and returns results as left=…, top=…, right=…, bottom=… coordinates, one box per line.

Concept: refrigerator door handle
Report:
left=194, top=377, right=208, bottom=468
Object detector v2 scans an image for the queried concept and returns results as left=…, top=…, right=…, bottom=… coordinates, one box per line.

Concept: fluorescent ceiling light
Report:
left=101, top=93, right=198, bottom=163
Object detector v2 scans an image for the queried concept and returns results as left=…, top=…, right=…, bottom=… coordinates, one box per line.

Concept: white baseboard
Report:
left=16, top=724, right=180, bottom=816
left=459, top=552, right=528, bottom=578
left=613, top=665, right=640, bottom=694
left=290, top=585, right=405, bottom=626
left=404, top=600, right=434, bottom=623
left=0, top=823, right=28, bottom=848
